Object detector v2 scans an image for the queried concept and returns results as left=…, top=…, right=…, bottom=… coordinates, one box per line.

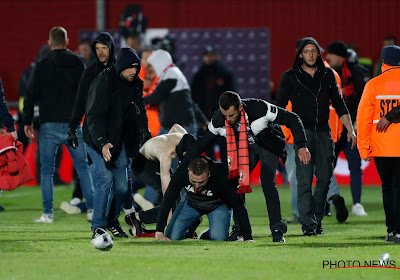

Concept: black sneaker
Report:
left=107, top=220, right=128, bottom=238
left=332, top=195, right=349, bottom=223
left=316, top=224, right=324, bottom=235
left=303, top=228, right=317, bottom=236
left=385, top=232, right=396, bottom=243
left=0, top=205, right=4, bottom=212
left=272, top=230, right=285, bottom=243
left=227, top=228, right=244, bottom=241
left=198, top=228, right=211, bottom=240
left=124, top=213, right=143, bottom=237
left=92, top=227, right=108, bottom=239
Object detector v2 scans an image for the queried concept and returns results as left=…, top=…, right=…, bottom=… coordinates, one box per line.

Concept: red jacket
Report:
left=0, top=135, right=33, bottom=190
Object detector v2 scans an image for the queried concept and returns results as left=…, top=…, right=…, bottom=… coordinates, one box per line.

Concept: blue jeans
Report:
left=87, top=145, right=128, bottom=230
left=39, top=123, right=93, bottom=214
left=165, top=198, right=232, bottom=241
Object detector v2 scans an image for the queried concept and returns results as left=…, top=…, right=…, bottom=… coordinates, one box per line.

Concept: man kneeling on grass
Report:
left=156, top=157, right=253, bottom=241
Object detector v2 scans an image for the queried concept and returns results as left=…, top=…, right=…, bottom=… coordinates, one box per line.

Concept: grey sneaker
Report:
left=34, top=214, right=54, bottom=223
left=394, top=233, right=400, bottom=244
left=287, top=216, right=300, bottom=224
left=385, top=232, right=395, bottom=243
left=60, top=202, right=81, bottom=214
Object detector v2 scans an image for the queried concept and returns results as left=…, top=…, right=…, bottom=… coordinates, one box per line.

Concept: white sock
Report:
left=123, top=207, right=135, bottom=215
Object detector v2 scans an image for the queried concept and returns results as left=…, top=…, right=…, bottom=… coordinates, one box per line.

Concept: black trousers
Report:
left=295, top=130, right=335, bottom=230
left=374, top=157, right=400, bottom=233
left=234, top=143, right=287, bottom=234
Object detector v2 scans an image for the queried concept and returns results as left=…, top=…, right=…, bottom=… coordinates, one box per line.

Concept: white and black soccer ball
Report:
left=91, top=229, right=113, bottom=251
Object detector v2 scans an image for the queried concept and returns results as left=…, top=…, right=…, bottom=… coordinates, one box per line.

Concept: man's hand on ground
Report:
left=156, top=231, right=171, bottom=242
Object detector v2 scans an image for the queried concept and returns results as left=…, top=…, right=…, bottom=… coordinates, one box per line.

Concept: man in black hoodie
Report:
left=84, top=47, right=151, bottom=247
left=276, top=37, right=356, bottom=236
left=65, top=32, right=116, bottom=217
left=23, top=26, right=94, bottom=224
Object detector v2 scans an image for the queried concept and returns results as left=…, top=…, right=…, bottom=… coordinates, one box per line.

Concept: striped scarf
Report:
left=225, top=109, right=251, bottom=194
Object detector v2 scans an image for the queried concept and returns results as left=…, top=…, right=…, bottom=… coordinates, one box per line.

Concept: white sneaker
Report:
left=352, top=203, right=368, bottom=216
left=70, top=197, right=82, bottom=206
left=34, top=214, right=54, bottom=223
left=60, top=201, right=81, bottom=214
left=133, top=193, right=154, bottom=211
left=87, top=210, right=93, bottom=222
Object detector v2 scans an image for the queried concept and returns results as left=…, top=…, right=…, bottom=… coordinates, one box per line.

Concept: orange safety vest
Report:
left=357, top=64, right=400, bottom=159
left=139, top=66, right=161, bottom=137
left=281, top=61, right=343, bottom=144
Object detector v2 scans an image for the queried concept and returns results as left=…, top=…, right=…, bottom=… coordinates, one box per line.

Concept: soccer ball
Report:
left=91, top=229, right=113, bottom=251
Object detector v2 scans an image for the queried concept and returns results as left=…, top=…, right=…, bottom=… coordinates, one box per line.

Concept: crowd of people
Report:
left=1, top=25, right=399, bottom=249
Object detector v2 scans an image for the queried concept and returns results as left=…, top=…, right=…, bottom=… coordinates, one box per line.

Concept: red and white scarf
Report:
left=225, top=109, right=251, bottom=194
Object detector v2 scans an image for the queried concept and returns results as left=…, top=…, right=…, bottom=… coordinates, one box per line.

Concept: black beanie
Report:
left=381, top=45, right=400, bottom=66
left=176, top=134, right=196, bottom=161
left=327, top=41, right=348, bottom=58
left=115, top=47, right=141, bottom=74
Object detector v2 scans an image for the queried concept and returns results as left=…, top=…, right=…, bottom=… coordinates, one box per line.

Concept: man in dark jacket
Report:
left=66, top=32, right=116, bottom=213
left=191, top=45, right=236, bottom=163
left=326, top=41, right=369, bottom=217
left=276, top=37, right=356, bottom=236
left=184, top=91, right=311, bottom=242
left=156, top=157, right=253, bottom=242
left=191, top=45, right=236, bottom=120
left=84, top=47, right=151, bottom=246
left=23, top=26, right=94, bottom=224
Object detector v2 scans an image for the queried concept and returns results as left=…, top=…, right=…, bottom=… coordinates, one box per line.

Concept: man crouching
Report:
left=156, top=157, right=253, bottom=242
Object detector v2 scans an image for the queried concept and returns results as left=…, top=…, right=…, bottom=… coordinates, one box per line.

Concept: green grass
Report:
left=0, top=185, right=400, bottom=279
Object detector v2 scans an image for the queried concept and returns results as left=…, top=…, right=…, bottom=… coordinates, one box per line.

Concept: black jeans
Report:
left=374, top=157, right=400, bottom=233
left=295, top=130, right=335, bottom=231
left=232, top=143, right=287, bottom=234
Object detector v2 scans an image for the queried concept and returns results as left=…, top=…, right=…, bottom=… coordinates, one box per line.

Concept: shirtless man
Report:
left=125, top=124, right=197, bottom=236
left=138, top=123, right=188, bottom=194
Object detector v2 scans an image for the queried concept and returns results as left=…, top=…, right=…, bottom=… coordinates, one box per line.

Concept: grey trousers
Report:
left=295, top=130, right=335, bottom=230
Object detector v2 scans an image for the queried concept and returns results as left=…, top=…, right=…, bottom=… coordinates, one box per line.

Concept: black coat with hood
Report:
left=276, top=37, right=349, bottom=133
left=84, top=48, right=150, bottom=160
left=23, top=48, right=85, bottom=125
left=69, top=32, right=116, bottom=132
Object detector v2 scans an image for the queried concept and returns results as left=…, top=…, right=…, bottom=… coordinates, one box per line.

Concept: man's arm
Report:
left=85, top=76, right=110, bottom=151
left=159, top=153, right=172, bottom=194
left=69, top=70, right=90, bottom=130
left=135, top=81, right=152, bottom=144
left=376, top=105, right=400, bottom=133
left=339, top=114, right=357, bottom=149
left=23, top=63, right=41, bottom=138
left=356, top=81, right=375, bottom=160
left=144, top=79, right=176, bottom=105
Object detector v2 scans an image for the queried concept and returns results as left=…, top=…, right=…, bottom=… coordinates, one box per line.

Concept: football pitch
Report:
left=0, top=184, right=399, bottom=279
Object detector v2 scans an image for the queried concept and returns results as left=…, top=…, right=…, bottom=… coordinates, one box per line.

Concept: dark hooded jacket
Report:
left=69, top=32, right=116, bottom=135
left=23, top=48, right=85, bottom=125
left=84, top=48, right=150, bottom=160
left=191, top=60, right=236, bottom=119
left=276, top=37, right=349, bottom=132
